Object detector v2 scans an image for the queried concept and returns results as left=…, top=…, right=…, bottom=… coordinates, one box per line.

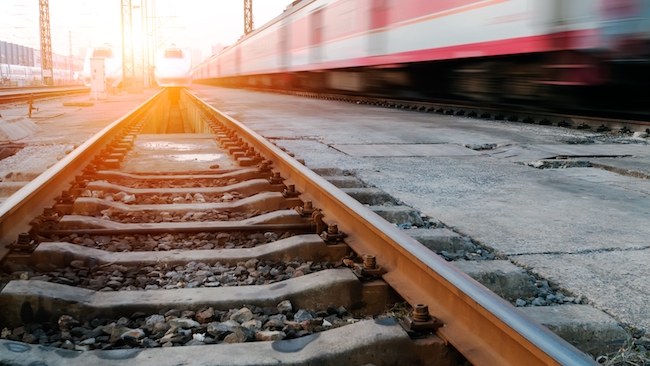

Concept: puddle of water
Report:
left=150, top=154, right=227, bottom=162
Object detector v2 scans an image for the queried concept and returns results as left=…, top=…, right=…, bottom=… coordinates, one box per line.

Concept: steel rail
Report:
left=0, top=86, right=89, bottom=104
left=184, top=89, right=597, bottom=366
left=0, top=90, right=164, bottom=260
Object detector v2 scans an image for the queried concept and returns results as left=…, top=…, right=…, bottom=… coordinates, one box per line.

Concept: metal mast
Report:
left=244, top=0, right=253, bottom=35
left=68, top=30, right=73, bottom=83
left=121, top=0, right=135, bottom=89
left=39, top=0, right=53, bottom=85
left=141, top=0, right=150, bottom=87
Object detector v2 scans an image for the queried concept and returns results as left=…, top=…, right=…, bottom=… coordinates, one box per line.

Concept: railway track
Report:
left=0, top=86, right=89, bottom=104
left=0, top=88, right=597, bottom=365
left=239, top=87, right=650, bottom=135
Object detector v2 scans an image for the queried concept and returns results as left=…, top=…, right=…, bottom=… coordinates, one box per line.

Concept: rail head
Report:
left=184, top=89, right=597, bottom=366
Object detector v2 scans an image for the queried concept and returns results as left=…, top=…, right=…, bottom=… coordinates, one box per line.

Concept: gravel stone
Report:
left=255, top=330, right=285, bottom=341
left=230, top=308, right=254, bottom=324
left=168, top=318, right=200, bottom=329
left=293, top=309, right=313, bottom=322
left=277, top=300, right=292, bottom=314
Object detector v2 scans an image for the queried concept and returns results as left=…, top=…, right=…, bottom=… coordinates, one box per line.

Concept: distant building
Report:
left=191, top=49, right=202, bottom=69
left=211, top=43, right=224, bottom=56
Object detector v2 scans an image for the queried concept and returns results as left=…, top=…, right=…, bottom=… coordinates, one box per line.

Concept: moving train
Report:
left=81, top=44, right=123, bottom=88
left=154, top=45, right=192, bottom=87
left=193, top=0, right=650, bottom=110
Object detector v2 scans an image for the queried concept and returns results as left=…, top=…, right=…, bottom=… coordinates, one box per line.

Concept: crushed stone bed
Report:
left=44, top=231, right=294, bottom=252
left=0, top=300, right=370, bottom=350
left=98, top=177, right=238, bottom=189
left=81, top=190, right=246, bottom=204
left=1, top=259, right=344, bottom=291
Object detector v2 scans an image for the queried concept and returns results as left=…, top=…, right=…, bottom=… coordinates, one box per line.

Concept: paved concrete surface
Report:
left=190, top=85, right=650, bottom=334
left=520, top=305, right=628, bottom=355
left=0, top=90, right=158, bottom=202
left=452, top=260, right=538, bottom=301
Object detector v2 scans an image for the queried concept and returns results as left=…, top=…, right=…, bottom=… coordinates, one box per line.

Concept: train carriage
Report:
left=194, top=0, right=649, bottom=107
left=81, top=44, right=123, bottom=88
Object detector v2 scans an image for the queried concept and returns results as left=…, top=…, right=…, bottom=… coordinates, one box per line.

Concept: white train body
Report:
left=0, top=64, right=76, bottom=86
left=193, top=0, right=650, bottom=97
left=81, top=45, right=123, bottom=88
left=154, top=46, right=192, bottom=87
left=0, top=64, right=39, bottom=86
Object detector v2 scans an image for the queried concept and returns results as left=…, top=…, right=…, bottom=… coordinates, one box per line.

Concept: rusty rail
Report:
left=0, top=90, right=164, bottom=259
left=0, top=86, right=89, bottom=104
left=182, top=89, right=597, bottom=366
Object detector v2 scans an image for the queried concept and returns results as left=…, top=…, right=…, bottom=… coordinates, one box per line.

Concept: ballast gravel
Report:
left=80, top=190, right=246, bottom=205
left=99, top=177, right=239, bottom=189
left=74, top=208, right=266, bottom=224
left=45, top=231, right=293, bottom=252
left=2, top=259, right=342, bottom=291
left=0, top=300, right=361, bottom=350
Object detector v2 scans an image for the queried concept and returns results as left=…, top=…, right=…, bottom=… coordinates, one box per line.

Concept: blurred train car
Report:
left=194, top=0, right=650, bottom=109
left=0, top=64, right=40, bottom=86
left=0, top=64, right=76, bottom=86
left=154, top=45, right=192, bottom=87
left=81, top=44, right=123, bottom=88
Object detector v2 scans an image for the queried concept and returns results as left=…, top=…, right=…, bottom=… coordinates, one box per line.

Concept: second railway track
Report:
left=0, top=88, right=596, bottom=365
left=0, top=86, right=89, bottom=105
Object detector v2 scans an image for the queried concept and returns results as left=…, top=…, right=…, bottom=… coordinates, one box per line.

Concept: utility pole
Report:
left=141, top=0, right=150, bottom=87
left=121, top=0, right=135, bottom=90
left=244, top=0, right=253, bottom=35
left=39, top=0, right=53, bottom=85
left=68, top=30, right=73, bottom=84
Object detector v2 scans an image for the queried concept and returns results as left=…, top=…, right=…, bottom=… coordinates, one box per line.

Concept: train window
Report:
left=165, top=49, right=184, bottom=58
left=92, top=48, right=113, bottom=58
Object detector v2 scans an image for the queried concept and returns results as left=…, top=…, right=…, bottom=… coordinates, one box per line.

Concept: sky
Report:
left=0, top=0, right=290, bottom=61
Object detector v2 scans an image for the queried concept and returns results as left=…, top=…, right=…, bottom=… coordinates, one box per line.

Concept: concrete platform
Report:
left=368, top=205, right=425, bottom=226
left=332, top=143, right=480, bottom=157
left=488, top=144, right=650, bottom=162
left=341, top=187, right=398, bottom=205
left=0, top=117, right=41, bottom=141
left=590, top=157, right=650, bottom=178
left=323, top=175, right=365, bottom=188
left=404, top=228, right=474, bottom=253
left=513, top=249, right=650, bottom=332
left=0, top=89, right=157, bottom=201
left=520, top=305, right=628, bottom=355
left=452, top=260, right=538, bottom=301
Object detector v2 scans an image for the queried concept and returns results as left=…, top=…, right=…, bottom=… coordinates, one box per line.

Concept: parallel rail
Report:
left=0, top=88, right=597, bottom=365
left=246, top=87, right=650, bottom=133
left=0, top=86, right=89, bottom=104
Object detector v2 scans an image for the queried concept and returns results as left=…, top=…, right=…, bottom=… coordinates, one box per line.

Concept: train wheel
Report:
left=453, top=62, right=502, bottom=103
